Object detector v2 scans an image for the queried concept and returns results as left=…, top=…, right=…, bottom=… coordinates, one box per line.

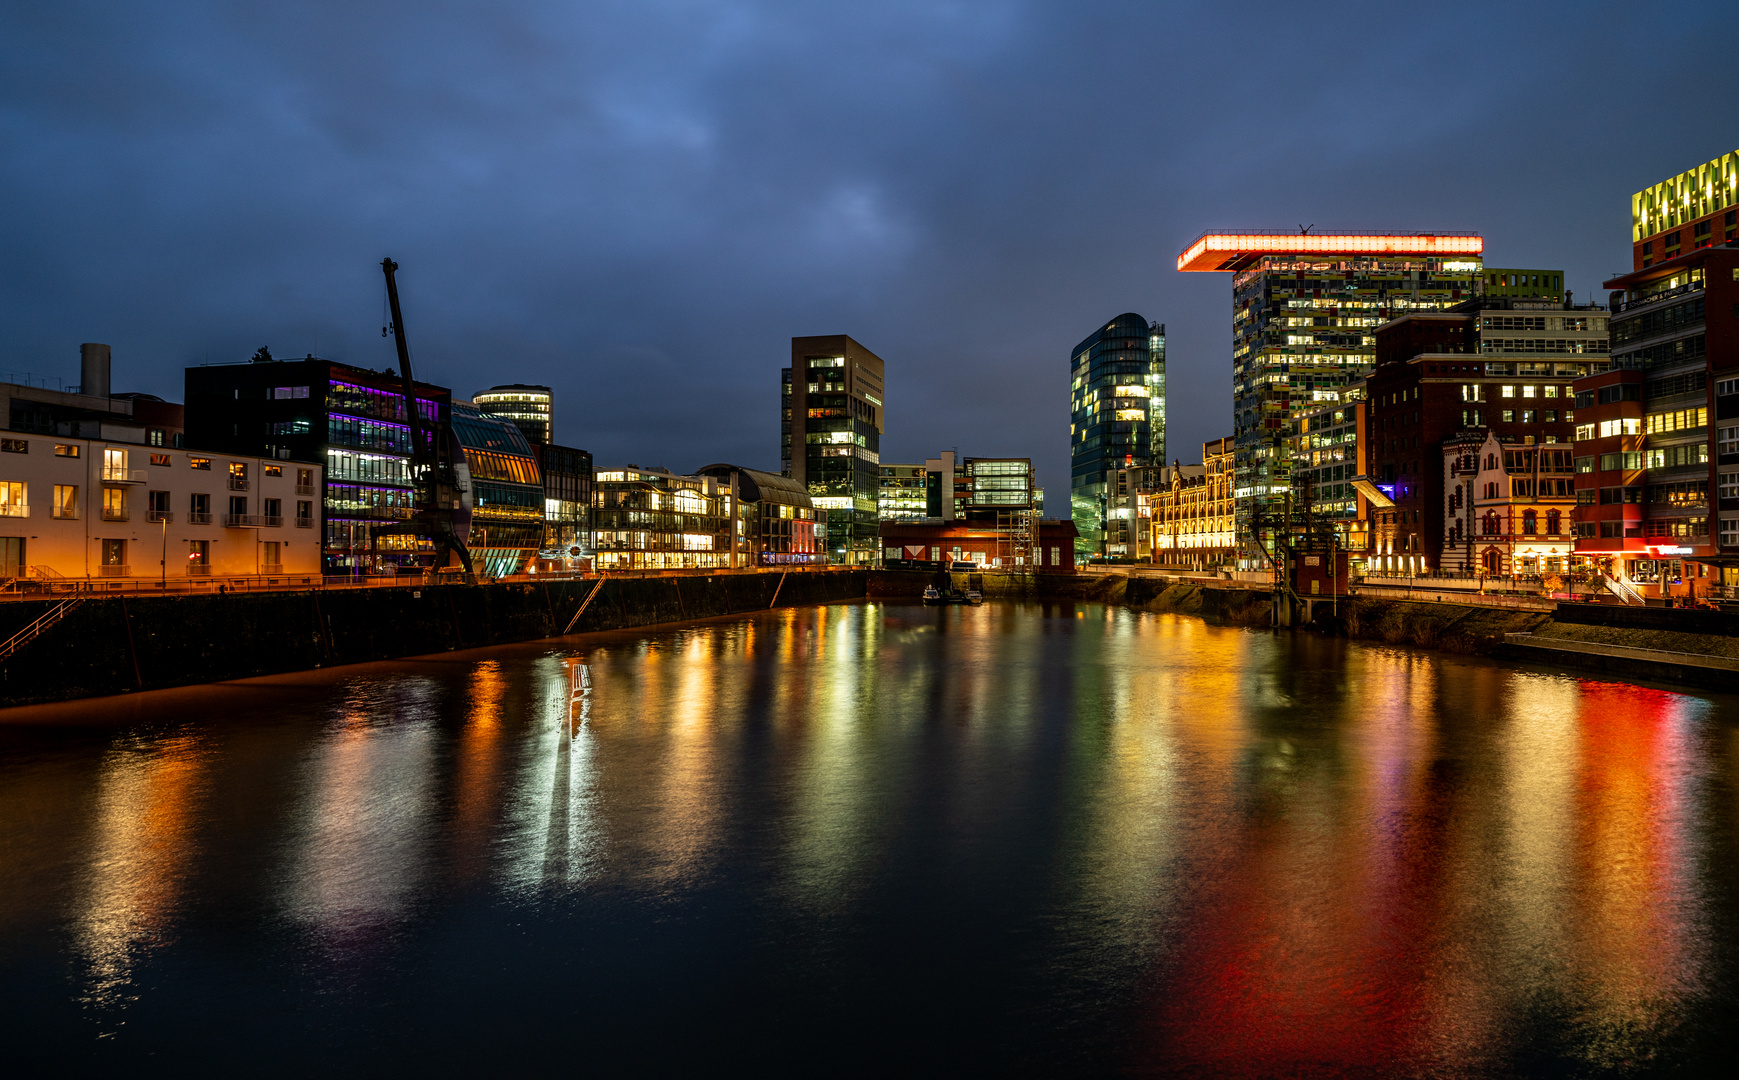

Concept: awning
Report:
left=1350, top=476, right=1394, bottom=509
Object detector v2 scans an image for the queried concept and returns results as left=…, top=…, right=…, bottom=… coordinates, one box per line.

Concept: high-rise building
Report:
left=1069, top=315, right=1165, bottom=557
left=781, top=335, right=885, bottom=565
left=1177, top=231, right=1483, bottom=564
left=1572, top=146, right=1739, bottom=598
left=474, top=384, right=553, bottom=445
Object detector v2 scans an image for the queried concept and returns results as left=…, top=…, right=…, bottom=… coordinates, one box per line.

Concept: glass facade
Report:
left=1203, top=236, right=1482, bottom=564
left=879, top=464, right=928, bottom=521
left=452, top=401, right=543, bottom=577
left=1069, top=315, right=1165, bottom=557
left=473, top=384, right=554, bottom=445
left=783, top=336, right=885, bottom=565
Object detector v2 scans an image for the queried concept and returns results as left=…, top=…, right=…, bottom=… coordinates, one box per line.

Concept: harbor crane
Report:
left=376, top=257, right=475, bottom=575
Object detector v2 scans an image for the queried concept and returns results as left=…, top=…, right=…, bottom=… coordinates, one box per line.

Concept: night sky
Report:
left=3, top=1, right=1735, bottom=500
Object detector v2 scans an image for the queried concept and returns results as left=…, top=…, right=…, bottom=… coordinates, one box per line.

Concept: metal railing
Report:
left=229, top=476, right=250, bottom=490
left=97, top=565, right=129, bottom=578
left=101, top=468, right=148, bottom=483
left=0, top=503, right=27, bottom=518
left=295, top=484, right=316, bottom=496
left=261, top=564, right=283, bottom=575
left=147, top=510, right=173, bottom=523
left=188, top=511, right=213, bottom=524
left=101, top=508, right=128, bottom=522
left=222, top=514, right=262, bottom=527
left=295, top=516, right=314, bottom=528
left=259, top=515, right=283, bottom=528
left=187, top=564, right=212, bottom=576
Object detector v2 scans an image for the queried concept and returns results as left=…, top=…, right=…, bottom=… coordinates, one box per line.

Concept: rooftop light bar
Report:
left=1176, top=231, right=1483, bottom=272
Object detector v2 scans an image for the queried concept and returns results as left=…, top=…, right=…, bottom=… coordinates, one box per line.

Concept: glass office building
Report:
left=451, top=401, right=543, bottom=577
left=1177, top=231, right=1483, bottom=564
left=782, top=334, right=886, bottom=564
left=474, top=384, right=553, bottom=445
left=1069, top=315, right=1165, bottom=557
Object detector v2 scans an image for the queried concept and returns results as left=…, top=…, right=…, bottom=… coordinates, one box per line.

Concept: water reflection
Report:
left=72, top=734, right=207, bottom=1018
left=2, top=601, right=1736, bottom=1074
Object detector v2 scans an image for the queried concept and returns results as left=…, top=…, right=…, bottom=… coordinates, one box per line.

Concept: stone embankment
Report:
left=0, top=570, right=867, bottom=708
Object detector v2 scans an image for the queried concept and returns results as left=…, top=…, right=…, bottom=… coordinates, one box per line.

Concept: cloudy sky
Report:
left=3, top=1, right=1734, bottom=498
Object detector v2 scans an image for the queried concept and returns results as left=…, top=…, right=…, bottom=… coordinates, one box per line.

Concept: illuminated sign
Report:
left=1176, top=232, right=1484, bottom=272
left=1648, top=544, right=1693, bottom=556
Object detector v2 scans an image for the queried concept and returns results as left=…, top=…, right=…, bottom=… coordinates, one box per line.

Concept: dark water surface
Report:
left=5, top=600, right=1739, bottom=1076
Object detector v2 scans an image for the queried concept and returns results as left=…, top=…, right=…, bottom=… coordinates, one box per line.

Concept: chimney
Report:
left=80, top=343, right=111, bottom=398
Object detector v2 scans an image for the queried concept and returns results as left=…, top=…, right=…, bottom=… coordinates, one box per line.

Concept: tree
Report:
left=252, top=346, right=274, bottom=363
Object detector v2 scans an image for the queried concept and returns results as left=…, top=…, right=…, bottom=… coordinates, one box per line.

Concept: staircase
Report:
left=0, top=597, right=83, bottom=662
left=1605, top=576, right=1647, bottom=606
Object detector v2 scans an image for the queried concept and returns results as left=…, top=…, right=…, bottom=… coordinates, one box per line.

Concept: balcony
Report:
left=187, top=564, right=212, bottom=576
left=0, top=503, right=27, bottom=518
left=295, top=516, right=314, bottom=528
left=187, top=512, right=213, bottom=525
left=261, top=564, right=283, bottom=575
left=97, top=565, right=130, bottom=578
left=260, top=515, right=283, bottom=528
left=102, top=468, right=148, bottom=484
left=147, top=510, right=174, bottom=523
left=295, top=483, right=316, bottom=496
left=229, top=476, right=250, bottom=491
left=222, top=514, right=264, bottom=527
left=102, top=508, right=128, bottom=522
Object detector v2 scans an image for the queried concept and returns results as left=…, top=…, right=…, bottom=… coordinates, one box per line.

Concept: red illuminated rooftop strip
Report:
left=1176, top=230, right=1483, bottom=272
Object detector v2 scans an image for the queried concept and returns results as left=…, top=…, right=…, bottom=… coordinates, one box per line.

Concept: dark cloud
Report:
left=3, top=0, right=1735, bottom=498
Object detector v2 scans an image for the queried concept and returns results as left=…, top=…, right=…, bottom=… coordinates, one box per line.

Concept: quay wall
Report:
left=0, top=570, right=867, bottom=708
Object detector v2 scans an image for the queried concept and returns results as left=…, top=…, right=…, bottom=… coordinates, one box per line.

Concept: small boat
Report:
left=965, top=590, right=983, bottom=606
left=945, top=589, right=969, bottom=604
left=922, top=585, right=943, bottom=605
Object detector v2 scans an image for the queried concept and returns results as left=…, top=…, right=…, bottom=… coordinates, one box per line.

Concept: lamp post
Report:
left=160, top=513, right=168, bottom=589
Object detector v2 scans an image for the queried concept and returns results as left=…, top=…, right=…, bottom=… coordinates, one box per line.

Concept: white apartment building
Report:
left=0, top=433, right=322, bottom=582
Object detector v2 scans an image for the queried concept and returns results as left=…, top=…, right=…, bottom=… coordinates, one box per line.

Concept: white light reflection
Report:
left=279, top=680, right=440, bottom=956
left=499, top=655, right=603, bottom=894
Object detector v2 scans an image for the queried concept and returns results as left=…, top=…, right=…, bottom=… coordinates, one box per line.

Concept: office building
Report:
left=1177, top=231, right=1483, bottom=565
left=534, top=443, right=593, bottom=568
left=782, top=335, right=885, bottom=565
left=1481, top=268, right=1568, bottom=300
left=879, top=464, right=928, bottom=521
left=451, top=401, right=544, bottom=577
left=1069, top=315, right=1165, bottom=557
left=593, top=464, right=821, bottom=570
left=1101, top=464, right=1168, bottom=561
left=474, top=384, right=553, bottom=445
left=185, top=354, right=453, bottom=574
left=694, top=464, right=824, bottom=566
left=1357, top=292, right=1608, bottom=573
left=1288, top=387, right=1366, bottom=553
left=1572, top=150, right=1739, bottom=596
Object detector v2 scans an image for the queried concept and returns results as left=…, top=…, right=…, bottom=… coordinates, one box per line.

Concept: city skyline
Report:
left=2, top=3, right=1736, bottom=514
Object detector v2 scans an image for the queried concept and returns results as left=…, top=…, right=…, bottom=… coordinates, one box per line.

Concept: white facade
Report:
left=0, top=434, right=322, bottom=581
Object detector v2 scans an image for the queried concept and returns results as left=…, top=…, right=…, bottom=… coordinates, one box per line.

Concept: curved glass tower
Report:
left=1069, top=314, right=1166, bottom=557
